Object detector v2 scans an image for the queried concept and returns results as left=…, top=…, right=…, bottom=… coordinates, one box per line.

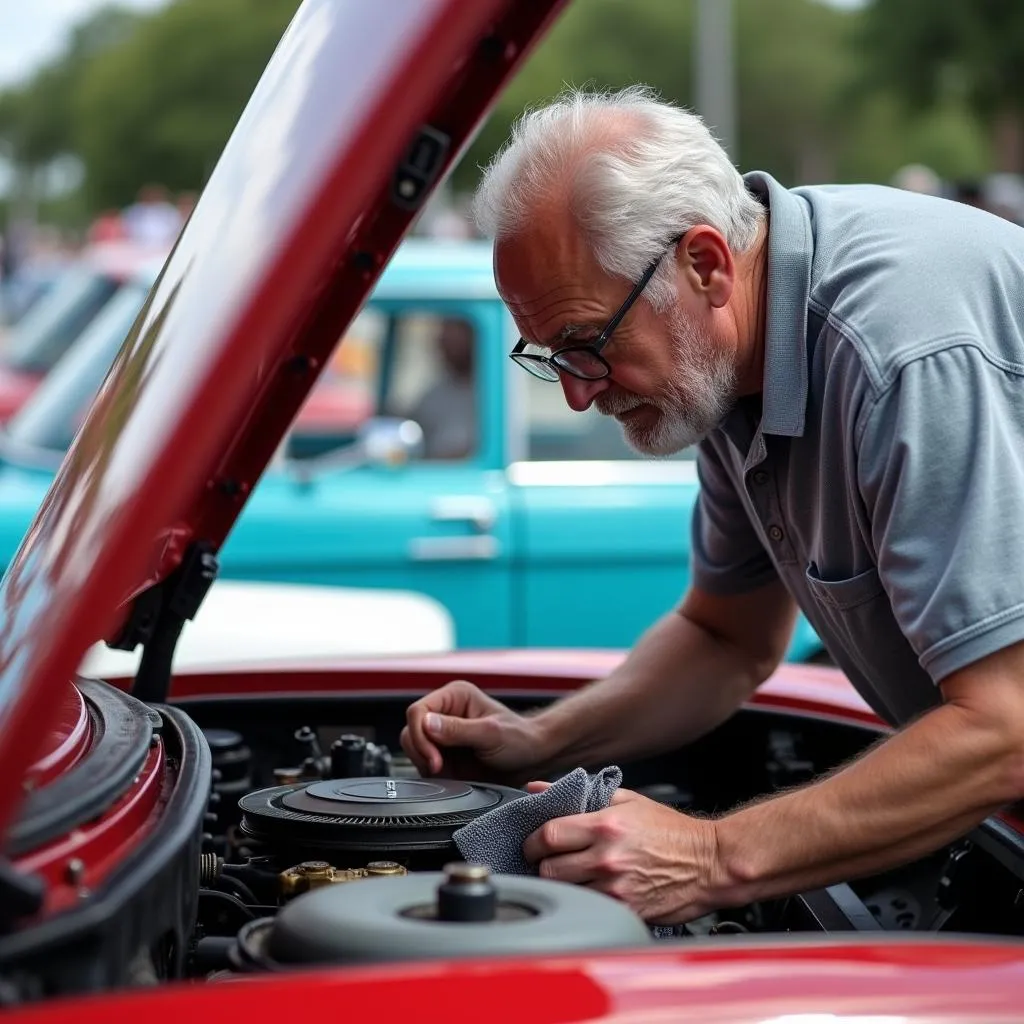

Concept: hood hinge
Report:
left=111, top=541, right=219, bottom=705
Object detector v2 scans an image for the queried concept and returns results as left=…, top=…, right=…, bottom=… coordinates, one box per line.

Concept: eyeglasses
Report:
left=509, top=236, right=681, bottom=382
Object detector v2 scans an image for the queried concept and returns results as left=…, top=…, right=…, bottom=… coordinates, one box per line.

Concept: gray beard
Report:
left=595, top=313, right=737, bottom=456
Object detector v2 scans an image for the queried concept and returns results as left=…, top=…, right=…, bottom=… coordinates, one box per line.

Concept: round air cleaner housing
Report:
left=238, top=777, right=523, bottom=858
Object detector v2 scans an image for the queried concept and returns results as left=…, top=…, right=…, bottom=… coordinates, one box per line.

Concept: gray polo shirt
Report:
left=692, top=171, right=1024, bottom=726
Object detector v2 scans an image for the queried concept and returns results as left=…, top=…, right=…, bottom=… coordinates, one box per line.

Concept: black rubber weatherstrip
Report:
left=0, top=706, right=211, bottom=984
left=7, top=679, right=158, bottom=857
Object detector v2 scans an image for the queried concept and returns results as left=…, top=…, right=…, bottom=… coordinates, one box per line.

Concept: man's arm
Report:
left=523, top=640, right=1024, bottom=924
left=533, top=580, right=798, bottom=774
left=709, top=640, right=1024, bottom=908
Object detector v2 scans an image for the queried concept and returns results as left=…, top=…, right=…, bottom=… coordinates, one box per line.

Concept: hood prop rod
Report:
left=118, top=542, right=219, bottom=705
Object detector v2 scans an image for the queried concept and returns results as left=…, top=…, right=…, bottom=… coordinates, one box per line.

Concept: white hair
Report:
left=473, top=86, right=765, bottom=309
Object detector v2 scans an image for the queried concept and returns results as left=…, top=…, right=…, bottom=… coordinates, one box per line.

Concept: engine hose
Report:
left=215, top=873, right=259, bottom=906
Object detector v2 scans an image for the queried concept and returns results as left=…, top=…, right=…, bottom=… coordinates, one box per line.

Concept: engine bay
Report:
left=3, top=678, right=1024, bottom=1003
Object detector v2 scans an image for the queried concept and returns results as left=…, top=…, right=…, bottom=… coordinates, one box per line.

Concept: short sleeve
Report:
left=857, top=344, right=1024, bottom=682
left=691, top=438, right=779, bottom=595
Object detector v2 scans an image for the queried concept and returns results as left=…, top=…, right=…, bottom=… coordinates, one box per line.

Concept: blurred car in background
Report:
left=0, top=242, right=166, bottom=421
left=0, top=239, right=821, bottom=656
left=0, top=262, right=62, bottom=331
left=80, top=579, right=455, bottom=678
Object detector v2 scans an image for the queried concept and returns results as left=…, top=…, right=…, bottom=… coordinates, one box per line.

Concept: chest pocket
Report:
left=803, top=562, right=939, bottom=725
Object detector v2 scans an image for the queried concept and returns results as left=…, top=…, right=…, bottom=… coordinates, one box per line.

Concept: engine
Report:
left=4, top=680, right=1024, bottom=1006
left=195, top=728, right=653, bottom=975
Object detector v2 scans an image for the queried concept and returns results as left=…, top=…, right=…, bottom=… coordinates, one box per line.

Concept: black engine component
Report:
left=231, top=864, right=651, bottom=968
left=0, top=704, right=210, bottom=1003
left=436, top=862, right=496, bottom=922
left=238, top=777, right=523, bottom=861
left=204, top=729, right=252, bottom=830
left=330, top=734, right=367, bottom=778
left=9, top=681, right=159, bottom=856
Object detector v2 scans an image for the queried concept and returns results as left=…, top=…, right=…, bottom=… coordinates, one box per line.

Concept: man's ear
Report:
left=678, top=226, right=734, bottom=308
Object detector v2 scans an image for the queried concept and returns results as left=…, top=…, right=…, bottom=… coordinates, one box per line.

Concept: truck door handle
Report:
left=429, top=496, right=496, bottom=532
left=408, top=535, right=500, bottom=561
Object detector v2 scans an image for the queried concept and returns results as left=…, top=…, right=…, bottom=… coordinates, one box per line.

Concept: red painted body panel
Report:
left=0, top=0, right=568, bottom=838
left=168, top=651, right=885, bottom=729
left=8, top=940, right=1024, bottom=1023
left=14, top=742, right=167, bottom=916
left=23, top=679, right=91, bottom=788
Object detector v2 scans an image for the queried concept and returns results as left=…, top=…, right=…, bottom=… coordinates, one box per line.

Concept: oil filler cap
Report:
left=437, top=863, right=496, bottom=922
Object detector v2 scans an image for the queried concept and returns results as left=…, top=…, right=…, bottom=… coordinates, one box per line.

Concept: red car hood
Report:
left=0, top=0, right=567, bottom=838
left=11, top=939, right=1024, bottom=1023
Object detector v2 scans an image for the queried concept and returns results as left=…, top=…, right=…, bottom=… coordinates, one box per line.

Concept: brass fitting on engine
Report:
left=365, top=861, right=407, bottom=877
left=278, top=859, right=407, bottom=898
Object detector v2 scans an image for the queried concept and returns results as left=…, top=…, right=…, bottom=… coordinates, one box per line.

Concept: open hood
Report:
left=0, top=0, right=566, bottom=839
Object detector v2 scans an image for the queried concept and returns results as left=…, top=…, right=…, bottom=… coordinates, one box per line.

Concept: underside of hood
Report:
left=0, top=0, right=566, bottom=840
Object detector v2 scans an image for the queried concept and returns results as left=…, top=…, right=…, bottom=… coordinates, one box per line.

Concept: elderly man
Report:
left=401, top=87, right=1024, bottom=924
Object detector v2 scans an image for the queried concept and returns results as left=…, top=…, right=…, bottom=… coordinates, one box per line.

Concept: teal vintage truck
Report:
left=0, top=239, right=821, bottom=656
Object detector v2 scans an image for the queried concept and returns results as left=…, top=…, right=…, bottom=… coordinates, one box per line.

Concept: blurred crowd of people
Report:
left=0, top=183, right=190, bottom=330
left=86, top=184, right=195, bottom=248
left=890, top=165, right=1024, bottom=225
left=3, top=165, right=1023, bottom=333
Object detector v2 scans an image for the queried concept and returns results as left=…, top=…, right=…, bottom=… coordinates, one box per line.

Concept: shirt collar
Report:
left=739, top=170, right=813, bottom=438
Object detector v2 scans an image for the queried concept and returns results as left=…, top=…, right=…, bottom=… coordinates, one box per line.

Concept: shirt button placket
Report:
left=748, top=462, right=794, bottom=562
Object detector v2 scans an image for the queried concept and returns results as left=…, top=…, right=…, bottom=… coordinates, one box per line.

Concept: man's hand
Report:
left=522, top=783, right=721, bottom=924
left=401, top=679, right=546, bottom=783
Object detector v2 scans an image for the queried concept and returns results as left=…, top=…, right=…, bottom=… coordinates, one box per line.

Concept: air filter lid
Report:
left=239, top=777, right=523, bottom=853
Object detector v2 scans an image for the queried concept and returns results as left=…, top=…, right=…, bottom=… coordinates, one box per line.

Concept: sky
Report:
left=0, top=0, right=168, bottom=88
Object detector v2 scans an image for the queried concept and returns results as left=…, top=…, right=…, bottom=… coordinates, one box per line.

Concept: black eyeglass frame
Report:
left=509, top=234, right=682, bottom=382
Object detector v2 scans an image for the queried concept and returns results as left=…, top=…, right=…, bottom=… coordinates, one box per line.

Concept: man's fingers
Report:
left=403, top=679, right=508, bottom=777
left=399, top=723, right=439, bottom=776
left=423, top=710, right=494, bottom=753
left=523, top=812, right=596, bottom=864
left=428, top=679, right=487, bottom=719
left=535, top=850, right=600, bottom=885
left=405, top=705, right=444, bottom=775
left=525, top=780, right=552, bottom=794
left=404, top=680, right=480, bottom=774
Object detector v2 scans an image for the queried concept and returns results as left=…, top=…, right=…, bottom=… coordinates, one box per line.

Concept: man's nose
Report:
left=559, top=373, right=610, bottom=412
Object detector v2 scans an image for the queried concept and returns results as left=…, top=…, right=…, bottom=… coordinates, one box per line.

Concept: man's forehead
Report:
left=494, top=226, right=600, bottom=307
left=497, top=276, right=610, bottom=352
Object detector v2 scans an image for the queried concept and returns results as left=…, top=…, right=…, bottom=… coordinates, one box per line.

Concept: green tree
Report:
left=454, top=0, right=993, bottom=193
left=861, top=0, right=1024, bottom=171
left=456, top=0, right=862, bottom=190
left=0, top=6, right=141, bottom=168
left=452, top=0, right=695, bottom=192
left=74, top=0, right=299, bottom=208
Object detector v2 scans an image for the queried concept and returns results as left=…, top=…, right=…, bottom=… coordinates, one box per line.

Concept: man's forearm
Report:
left=532, top=609, right=764, bottom=774
left=710, top=698, right=1023, bottom=909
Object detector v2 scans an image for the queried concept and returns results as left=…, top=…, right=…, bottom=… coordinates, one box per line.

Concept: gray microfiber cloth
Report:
left=454, top=765, right=689, bottom=940
left=453, top=766, right=622, bottom=875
